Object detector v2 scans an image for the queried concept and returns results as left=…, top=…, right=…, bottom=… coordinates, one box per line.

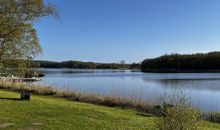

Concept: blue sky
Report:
left=35, top=0, right=220, bottom=63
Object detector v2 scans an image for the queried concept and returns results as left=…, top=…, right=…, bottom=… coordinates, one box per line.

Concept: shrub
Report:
left=156, top=92, right=203, bottom=130
left=157, top=105, right=202, bottom=130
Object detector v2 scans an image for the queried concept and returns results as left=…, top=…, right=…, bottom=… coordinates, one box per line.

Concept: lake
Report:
left=38, top=68, right=220, bottom=112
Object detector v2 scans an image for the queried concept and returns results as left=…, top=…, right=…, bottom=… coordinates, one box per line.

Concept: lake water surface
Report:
left=38, top=69, right=220, bottom=112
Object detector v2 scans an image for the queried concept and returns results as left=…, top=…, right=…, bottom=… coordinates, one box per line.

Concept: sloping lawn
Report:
left=0, top=90, right=220, bottom=130
left=0, top=90, right=156, bottom=130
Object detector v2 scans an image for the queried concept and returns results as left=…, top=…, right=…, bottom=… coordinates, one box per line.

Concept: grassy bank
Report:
left=0, top=82, right=157, bottom=114
left=0, top=82, right=220, bottom=129
left=0, top=90, right=156, bottom=129
left=1, top=90, right=220, bottom=129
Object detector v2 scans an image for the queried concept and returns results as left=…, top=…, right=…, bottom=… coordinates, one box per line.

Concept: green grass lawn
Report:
left=0, top=90, right=220, bottom=130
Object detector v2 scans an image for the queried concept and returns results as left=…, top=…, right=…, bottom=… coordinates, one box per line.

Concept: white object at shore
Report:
left=0, top=76, right=42, bottom=82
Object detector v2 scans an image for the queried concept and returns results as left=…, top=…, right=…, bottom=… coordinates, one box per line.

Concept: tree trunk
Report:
left=21, top=90, right=31, bottom=100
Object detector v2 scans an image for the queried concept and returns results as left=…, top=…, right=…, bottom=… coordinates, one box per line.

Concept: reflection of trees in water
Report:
left=141, top=78, right=220, bottom=92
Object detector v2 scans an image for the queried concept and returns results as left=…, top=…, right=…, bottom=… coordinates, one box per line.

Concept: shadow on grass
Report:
left=136, top=112, right=155, bottom=117
left=0, top=97, right=22, bottom=101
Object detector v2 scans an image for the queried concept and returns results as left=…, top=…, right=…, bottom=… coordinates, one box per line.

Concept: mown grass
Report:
left=0, top=90, right=220, bottom=129
left=0, top=90, right=157, bottom=130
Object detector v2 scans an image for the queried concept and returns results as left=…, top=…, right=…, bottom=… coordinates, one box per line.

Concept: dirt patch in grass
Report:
left=19, top=128, right=39, bottom=130
left=32, top=123, right=43, bottom=126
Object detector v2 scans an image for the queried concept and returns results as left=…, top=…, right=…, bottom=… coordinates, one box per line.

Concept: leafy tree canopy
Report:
left=0, top=0, right=57, bottom=77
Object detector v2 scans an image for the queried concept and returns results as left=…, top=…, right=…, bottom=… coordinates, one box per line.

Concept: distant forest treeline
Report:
left=34, top=60, right=141, bottom=70
left=141, top=52, right=220, bottom=72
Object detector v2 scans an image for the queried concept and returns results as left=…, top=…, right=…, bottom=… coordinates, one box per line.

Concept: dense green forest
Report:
left=142, top=52, right=220, bottom=72
left=34, top=60, right=138, bottom=69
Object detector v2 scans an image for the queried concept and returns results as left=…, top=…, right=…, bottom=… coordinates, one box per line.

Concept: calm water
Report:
left=38, top=68, right=220, bottom=112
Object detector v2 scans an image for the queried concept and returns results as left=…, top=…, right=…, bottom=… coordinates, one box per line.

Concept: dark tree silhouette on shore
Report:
left=142, top=52, right=220, bottom=72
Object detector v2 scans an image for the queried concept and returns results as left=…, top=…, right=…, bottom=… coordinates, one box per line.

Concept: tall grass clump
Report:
left=0, top=82, right=57, bottom=95
left=156, top=91, right=204, bottom=130
left=56, top=89, right=156, bottom=113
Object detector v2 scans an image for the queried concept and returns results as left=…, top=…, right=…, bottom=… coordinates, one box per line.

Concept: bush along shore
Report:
left=0, top=82, right=219, bottom=126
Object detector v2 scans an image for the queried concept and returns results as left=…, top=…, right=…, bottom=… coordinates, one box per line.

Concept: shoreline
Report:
left=0, top=82, right=220, bottom=124
left=0, top=82, right=157, bottom=114
left=39, top=67, right=220, bottom=73
left=141, top=69, right=220, bottom=73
